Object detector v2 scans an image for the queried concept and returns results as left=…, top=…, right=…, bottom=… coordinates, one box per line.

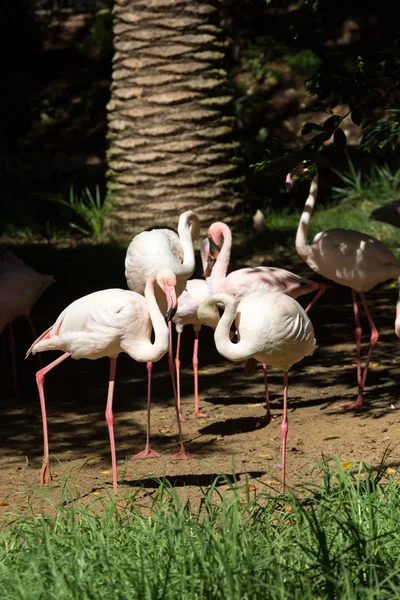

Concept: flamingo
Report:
left=289, top=164, right=400, bottom=409
left=0, top=251, right=54, bottom=396
left=26, top=268, right=177, bottom=493
left=370, top=199, right=400, bottom=229
left=204, top=221, right=325, bottom=421
left=172, top=239, right=214, bottom=420
left=198, top=289, right=316, bottom=492
left=125, top=210, right=200, bottom=459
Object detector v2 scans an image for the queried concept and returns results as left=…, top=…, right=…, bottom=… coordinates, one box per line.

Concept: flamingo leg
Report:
left=281, top=371, right=289, bottom=493
left=105, top=357, right=118, bottom=493
left=172, top=349, right=198, bottom=460
left=175, top=331, right=186, bottom=421
left=304, top=282, right=326, bottom=313
left=9, top=323, right=18, bottom=398
left=359, top=292, right=379, bottom=389
left=35, top=352, right=71, bottom=485
left=193, top=328, right=208, bottom=418
left=27, top=316, right=43, bottom=368
left=131, top=362, right=160, bottom=459
left=341, top=289, right=364, bottom=410
left=262, top=364, right=275, bottom=423
left=168, top=321, right=177, bottom=401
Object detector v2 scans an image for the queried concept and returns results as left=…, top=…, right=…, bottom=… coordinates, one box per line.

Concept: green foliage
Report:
left=331, top=158, right=400, bottom=206
left=50, top=186, right=114, bottom=242
left=1, top=461, right=400, bottom=599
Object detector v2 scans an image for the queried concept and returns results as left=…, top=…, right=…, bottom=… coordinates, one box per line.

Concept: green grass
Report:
left=1, top=461, right=400, bottom=599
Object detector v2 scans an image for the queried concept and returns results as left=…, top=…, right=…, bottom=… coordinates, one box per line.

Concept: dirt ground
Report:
left=1, top=245, right=400, bottom=515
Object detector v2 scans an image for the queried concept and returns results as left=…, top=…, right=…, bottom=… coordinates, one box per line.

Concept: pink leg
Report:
left=35, top=352, right=71, bottom=485
left=193, top=328, right=208, bottom=418
left=105, top=357, right=118, bottom=493
left=172, top=342, right=198, bottom=460
left=27, top=316, right=43, bottom=368
left=304, top=282, right=326, bottom=313
left=262, top=364, right=275, bottom=423
left=9, top=323, right=18, bottom=398
left=341, top=289, right=364, bottom=410
left=175, top=331, right=186, bottom=421
left=131, top=362, right=160, bottom=459
left=168, top=321, right=177, bottom=401
left=281, top=371, right=289, bottom=493
left=359, top=292, right=379, bottom=389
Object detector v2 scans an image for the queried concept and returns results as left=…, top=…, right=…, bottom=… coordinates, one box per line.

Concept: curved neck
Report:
left=132, top=278, right=169, bottom=361
left=295, top=172, right=318, bottom=258
left=396, top=276, right=400, bottom=337
left=176, top=211, right=199, bottom=279
left=210, top=294, right=247, bottom=361
left=210, top=225, right=232, bottom=292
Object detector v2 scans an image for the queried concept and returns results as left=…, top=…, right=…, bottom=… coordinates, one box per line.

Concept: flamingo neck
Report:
left=176, top=211, right=199, bottom=280
left=395, top=276, right=400, bottom=337
left=210, top=294, right=247, bottom=362
left=210, top=225, right=232, bottom=293
left=295, top=173, right=318, bottom=261
left=127, top=278, right=169, bottom=362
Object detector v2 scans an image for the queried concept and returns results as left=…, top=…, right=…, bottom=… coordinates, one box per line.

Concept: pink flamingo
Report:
left=26, top=268, right=177, bottom=493
left=289, top=164, right=400, bottom=409
left=172, top=239, right=214, bottom=420
left=204, top=221, right=325, bottom=421
left=0, top=251, right=54, bottom=396
left=370, top=199, right=400, bottom=229
left=125, top=210, right=200, bottom=459
left=198, top=289, right=316, bottom=492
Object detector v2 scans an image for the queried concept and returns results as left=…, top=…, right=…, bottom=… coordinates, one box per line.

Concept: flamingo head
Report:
left=285, top=163, right=307, bottom=193
left=156, top=268, right=178, bottom=321
left=203, top=222, right=225, bottom=277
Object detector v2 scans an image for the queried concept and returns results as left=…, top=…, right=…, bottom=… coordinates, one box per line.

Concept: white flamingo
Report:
left=198, top=289, right=316, bottom=492
left=172, top=239, right=216, bottom=420
left=289, top=164, right=400, bottom=409
left=125, top=210, right=200, bottom=459
left=0, top=251, right=54, bottom=396
left=204, top=221, right=324, bottom=421
left=26, top=268, right=177, bottom=493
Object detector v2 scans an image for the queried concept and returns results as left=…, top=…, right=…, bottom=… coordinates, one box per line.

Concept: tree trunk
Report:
left=107, top=0, right=243, bottom=233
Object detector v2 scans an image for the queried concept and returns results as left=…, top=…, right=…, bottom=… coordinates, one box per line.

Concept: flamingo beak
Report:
left=164, top=285, right=177, bottom=322
left=286, top=172, right=294, bottom=194
left=204, top=236, right=220, bottom=277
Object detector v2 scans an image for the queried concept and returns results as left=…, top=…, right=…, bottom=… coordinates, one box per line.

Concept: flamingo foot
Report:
left=195, top=410, right=209, bottom=418
left=40, top=462, right=52, bottom=486
left=266, top=413, right=277, bottom=424
left=174, top=412, right=187, bottom=422
left=340, top=396, right=364, bottom=410
left=171, top=450, right=199, bottom=460
left=130, top=447, right=160, bottom=460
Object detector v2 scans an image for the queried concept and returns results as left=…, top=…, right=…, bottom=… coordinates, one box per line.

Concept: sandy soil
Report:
left=1, top=249, right=400, bottom=515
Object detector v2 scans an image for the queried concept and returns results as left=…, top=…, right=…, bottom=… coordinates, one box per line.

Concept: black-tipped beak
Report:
left=204, top=254, right=216, bottom=277
left=165, top=304, right=177, bottom=323
left=208, top=236, right=220, bottom=257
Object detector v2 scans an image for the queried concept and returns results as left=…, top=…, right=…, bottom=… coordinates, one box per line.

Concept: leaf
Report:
left=0, top=501, right=9, bottom=506
left=334, top=127, right=347, bottom=151
left=324, top=435, right=341, bottom=440
left=386, top=467, right=396, bottom=475
left=101, top=470, right=111, bottom=475
left=258, top=453, right=272, bottom=458
left=351, top=108, right=363, bottom=126
left=357, top=423, right=366, bottom=427
left=119, top=443, right=129, bottom=449
left=248, top=403, right=264, bottom=408
left=330, top=96, right=340, bottom=109
left=301, top=122, right=322, bottom=135
left=341, top=461, right=354, bottom=470
left=322, top=115, right=342, bottom=136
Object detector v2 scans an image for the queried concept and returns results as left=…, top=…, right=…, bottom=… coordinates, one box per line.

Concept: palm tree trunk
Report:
left=107, top=0, right=243, bottom=233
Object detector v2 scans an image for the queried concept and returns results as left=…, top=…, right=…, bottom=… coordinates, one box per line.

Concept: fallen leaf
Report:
left=90, top=491, right=101, bottom=496
left=101, top=470, right=111, bottom=475
left=159, top=428, right=171, bottom=434
left=284, top=506, right=293, bottom=512
left=357, top=423, right=366, bottom=427
left=0, top=502, right=9, bottom=506
left=267, top=480, right=281, bottom=486
left=372, top=362, right=379, bottom=367
left=16, top=467, right=23, bottom=471
left=324, top=435, right=341, bottom=441
left=248, top=403, right=263, bottom=408
left=246, top=484, right=257, bottom=492
left=258, top=453, right=272, bottom=458
left=341, top=461, right=354, bottom=470
left=159, top=415, right=166, bottom=420
left=120, top=443, right=129, bottom=449
left=386, top=467, right=396, bottom=475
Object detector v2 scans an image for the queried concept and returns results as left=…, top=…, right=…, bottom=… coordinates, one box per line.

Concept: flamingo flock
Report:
left=4, top=167, right=400, bottom=494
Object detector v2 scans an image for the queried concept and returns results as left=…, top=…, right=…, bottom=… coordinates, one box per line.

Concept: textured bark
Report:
left=107, top=0, right=243, bottom=233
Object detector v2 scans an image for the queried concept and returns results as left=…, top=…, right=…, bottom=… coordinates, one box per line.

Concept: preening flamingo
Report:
left=26, top=268, right=177, bottom=493
left=290, top=164, right=400, bottom=409
left=204, top=221, right=324, bottom=421
left=125, top=210, right=200, bottom=459
left=370, top=199, right=400, bottom=229
left=198, top=290, right=316, bottom=492
left=0, top=251, right=54, bottom=396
